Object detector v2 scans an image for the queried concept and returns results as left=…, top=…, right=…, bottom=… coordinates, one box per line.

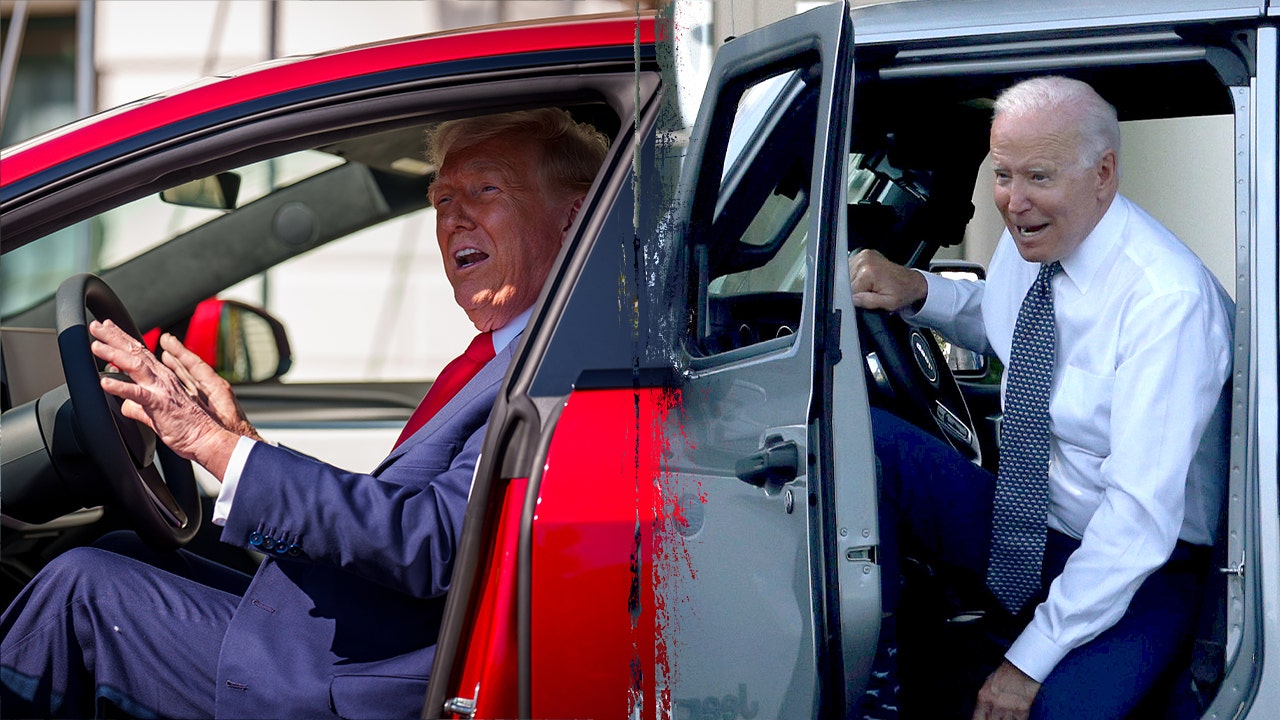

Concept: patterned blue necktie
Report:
left=987, top=261, right=1061, bottom=614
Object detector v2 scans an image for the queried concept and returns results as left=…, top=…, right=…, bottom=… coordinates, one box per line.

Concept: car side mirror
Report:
left=159, top=172, right=242, bottom=210
left=182, top=298, right=292, bottom=384
left=927, top=260, right=989, bottom=379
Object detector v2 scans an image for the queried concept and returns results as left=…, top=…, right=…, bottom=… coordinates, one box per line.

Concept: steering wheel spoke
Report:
left=857, top=307, right=982, bottom=464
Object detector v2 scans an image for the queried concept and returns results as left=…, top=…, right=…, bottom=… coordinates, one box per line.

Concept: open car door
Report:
left=428, top=3, right=873, bottom=718
left=658, top=1, right=878, bottom=715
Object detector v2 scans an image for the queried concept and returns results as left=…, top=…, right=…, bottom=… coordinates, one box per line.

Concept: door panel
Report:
left=662, top=2, right=857, bottom=714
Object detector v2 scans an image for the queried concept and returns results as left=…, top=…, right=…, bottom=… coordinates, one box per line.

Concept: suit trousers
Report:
left=0, top=532, right=251, bottom=719
left=871, top=407, right=1209, bottom=719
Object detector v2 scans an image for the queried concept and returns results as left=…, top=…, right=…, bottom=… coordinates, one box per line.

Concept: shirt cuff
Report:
left=1005, top=620, right=1070, bottom=683
left=909, top=270, right=951, bottom=323
left=212, top=436, right=258, bottom=526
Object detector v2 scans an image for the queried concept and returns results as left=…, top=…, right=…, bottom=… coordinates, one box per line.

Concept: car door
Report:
left=428, top=4, right=872, bottom=718
left=659, top=1, right=872, bottom=715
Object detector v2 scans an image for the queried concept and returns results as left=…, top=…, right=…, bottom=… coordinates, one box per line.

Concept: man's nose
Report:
left=1002, top=180, right=1033, bottom=214
left=440, top=200, right=476, bottom=229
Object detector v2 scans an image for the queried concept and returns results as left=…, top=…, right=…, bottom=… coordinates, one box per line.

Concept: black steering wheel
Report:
left=858, top=306, right=982, bottom=464
left=55, top=273, right=201, bottom=550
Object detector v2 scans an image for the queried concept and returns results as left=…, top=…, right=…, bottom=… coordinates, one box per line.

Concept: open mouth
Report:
left=455, top=248, right=490, bottom=269
left=1016, top=223, right=1050, bottom=238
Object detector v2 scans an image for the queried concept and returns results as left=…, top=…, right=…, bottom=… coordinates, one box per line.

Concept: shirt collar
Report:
left=491, top=306, right=533, bottom=354
left=1058, top=194, right=1126, bottom=294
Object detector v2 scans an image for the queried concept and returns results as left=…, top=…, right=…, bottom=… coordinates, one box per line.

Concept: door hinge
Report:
left=443, top=684, right=478, bottom=719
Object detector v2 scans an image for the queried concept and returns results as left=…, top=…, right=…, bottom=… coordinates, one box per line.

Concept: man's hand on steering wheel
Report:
left=91, top=319, right=242, bottom=480
left=155, top=331, right=262, bottom=442
left=850, top=248, right=929, bottom=311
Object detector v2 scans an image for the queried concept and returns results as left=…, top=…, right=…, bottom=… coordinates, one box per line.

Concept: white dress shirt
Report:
left=212, top=307, right=532, bottom=526
left=913, top=195, right=1233, bottom=682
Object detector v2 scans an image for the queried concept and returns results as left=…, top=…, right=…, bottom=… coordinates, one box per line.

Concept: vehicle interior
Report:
left=841, top=25, right=1246, bottom=718
left=0, top=80, right=634, bottom=608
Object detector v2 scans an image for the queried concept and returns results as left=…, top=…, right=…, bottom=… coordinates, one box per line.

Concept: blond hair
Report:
left=427, top=108, right=609, bottom=200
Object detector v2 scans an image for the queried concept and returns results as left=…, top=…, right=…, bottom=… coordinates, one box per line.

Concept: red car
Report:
left=3, top=1, right=1279, bottom=718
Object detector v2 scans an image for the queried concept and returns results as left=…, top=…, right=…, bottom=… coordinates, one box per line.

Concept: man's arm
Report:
left=973, top=662, right=1039, bottom=720
left=850, top=248, right=993, bottom=354
left=217, top=340, right=510, bottom=597
left=220, top=390, right=495, bottom=598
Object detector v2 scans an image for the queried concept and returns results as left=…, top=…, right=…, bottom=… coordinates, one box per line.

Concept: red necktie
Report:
left=393, top=332, right=495, bottom=449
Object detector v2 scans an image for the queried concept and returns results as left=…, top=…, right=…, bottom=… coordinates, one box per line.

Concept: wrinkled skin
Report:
left=431, top=134, right=582, bottom=332
left=989, top=108, right=1117, bottom=265
left=91, top=320, right=245, bottom=479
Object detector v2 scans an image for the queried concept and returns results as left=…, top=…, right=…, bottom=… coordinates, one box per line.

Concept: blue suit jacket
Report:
left=211, top=343, right=514, bottom=719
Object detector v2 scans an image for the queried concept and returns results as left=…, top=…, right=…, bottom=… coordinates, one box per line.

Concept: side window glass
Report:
left=0, top=151, right=343, bottom=316
left=692, top=66, right=817, bottom=357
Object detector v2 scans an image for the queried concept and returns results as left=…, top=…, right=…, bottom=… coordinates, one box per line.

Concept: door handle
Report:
left=735, top=437, right=800, bottom=487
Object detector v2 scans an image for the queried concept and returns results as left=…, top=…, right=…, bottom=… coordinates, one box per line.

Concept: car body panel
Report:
left=0, top=14, right=656, bottom=198
left=431, top=2, right=863, bottom=715
left=1234, top=23, right=1280, bottom=717
left=650, top=3, right=855, bottom=715
left=452, top=475, right=526, bottom=720
left=529, top=388, right=671, bottom=720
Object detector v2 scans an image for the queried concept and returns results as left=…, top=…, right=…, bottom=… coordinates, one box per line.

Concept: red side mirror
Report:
left=144, top=298, right=291, bottom=383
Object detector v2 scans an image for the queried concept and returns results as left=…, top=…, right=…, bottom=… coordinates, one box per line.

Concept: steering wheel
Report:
left=55, top=273, right=202, bottom=550
left=857, top=307, right=982, bottom=464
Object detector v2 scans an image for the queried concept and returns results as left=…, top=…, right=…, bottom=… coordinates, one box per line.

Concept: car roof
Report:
left=0, top=12, right=656, bottom=191
left=850, top=0, right=1269, bottom=44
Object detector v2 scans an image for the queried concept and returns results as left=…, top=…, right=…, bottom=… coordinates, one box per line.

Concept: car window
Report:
left=693, top=66, right=817, bottom=357
left=225, top=205, right=475, bottom=383
left=0, top=151, right=344, bottom=316
left=0, top=144, right=474, bottom=384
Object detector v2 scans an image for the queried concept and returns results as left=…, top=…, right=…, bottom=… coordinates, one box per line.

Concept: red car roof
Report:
left=1, top=13, right=657, bottom=188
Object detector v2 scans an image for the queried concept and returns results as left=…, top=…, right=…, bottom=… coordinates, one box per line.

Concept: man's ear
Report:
left=559, top=197, right=585, bottom=239
left=1096, top=148, right=1119, bottom=194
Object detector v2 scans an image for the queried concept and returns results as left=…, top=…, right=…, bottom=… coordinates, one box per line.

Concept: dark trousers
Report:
left=871, top=408, right=1209, bottom=720
left=0, top=532, right=251, bottom=719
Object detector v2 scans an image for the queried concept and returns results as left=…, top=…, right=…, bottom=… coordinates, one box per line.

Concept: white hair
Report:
left=994, top=76, right=1121, bottom=175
